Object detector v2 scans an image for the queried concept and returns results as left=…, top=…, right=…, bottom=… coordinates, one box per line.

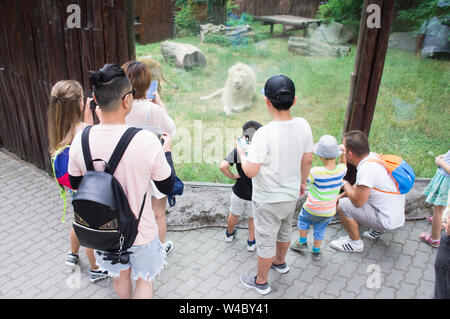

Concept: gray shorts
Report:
left=253, top=200, right=297, bottom=259
left=338, top=197, right=386, bottom=232
left=95, top=236, right=166, bottom=282
left=230, top=192, right=253, bottom=218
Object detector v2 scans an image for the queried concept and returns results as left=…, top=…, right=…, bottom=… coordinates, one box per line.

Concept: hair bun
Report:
left=89, top=70, right=104, bottom=87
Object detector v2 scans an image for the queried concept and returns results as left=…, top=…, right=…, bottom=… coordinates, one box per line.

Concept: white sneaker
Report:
left=247, top=239, right=256, bottom=252
left=329, top=236, right=364, bottom=253
left=362, top=229, right=383, bottom=240
left=225, top=229, right=236, bottom=242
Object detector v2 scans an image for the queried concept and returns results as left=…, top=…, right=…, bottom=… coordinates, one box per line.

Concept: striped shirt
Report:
left=304, top=163, right=347, bottom=217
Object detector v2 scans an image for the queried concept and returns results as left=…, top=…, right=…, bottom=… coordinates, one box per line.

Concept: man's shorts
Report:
left=253, top=200, right=297, bottom=259
left=95, top=236, right=166, bottom=282
left=230, top=192, right=253, bottom=218
left=297, top=208, right=333, bottom=241
left=338, top=197, right=386, bottom=232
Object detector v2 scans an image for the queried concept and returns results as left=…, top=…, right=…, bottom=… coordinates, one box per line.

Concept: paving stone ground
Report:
left=0, top=149, right=440, bottom=299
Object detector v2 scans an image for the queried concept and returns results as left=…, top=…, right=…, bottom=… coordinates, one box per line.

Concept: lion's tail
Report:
left=161, top=73, right=178, bottom=89
left=200, top=88, right=225, bottom=101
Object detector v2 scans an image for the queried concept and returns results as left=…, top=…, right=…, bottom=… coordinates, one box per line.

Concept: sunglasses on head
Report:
left=121, top=87, right=136, bottom=100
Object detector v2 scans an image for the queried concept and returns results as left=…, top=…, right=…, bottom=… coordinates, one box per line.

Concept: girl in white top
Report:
left=122, top=61, right=177, bottom=255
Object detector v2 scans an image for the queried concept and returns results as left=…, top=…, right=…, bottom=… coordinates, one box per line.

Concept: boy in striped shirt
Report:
left=290, top=135, right=347, bottom=260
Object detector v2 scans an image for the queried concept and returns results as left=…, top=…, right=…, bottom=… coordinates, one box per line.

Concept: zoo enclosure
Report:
left=0, top=0, right=135, bottom=172
left=235, top=0, right=321, bottom=18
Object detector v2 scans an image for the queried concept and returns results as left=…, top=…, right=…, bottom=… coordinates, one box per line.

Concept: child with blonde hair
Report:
left=47, top=80, right=107, bottom=282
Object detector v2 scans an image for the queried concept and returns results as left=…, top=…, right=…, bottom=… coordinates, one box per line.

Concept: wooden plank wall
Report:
left=236, top=0, right=321, bottom=18
left=134, top=0, right=174, bottom=44
left=0, top=0, right=135, bottom=171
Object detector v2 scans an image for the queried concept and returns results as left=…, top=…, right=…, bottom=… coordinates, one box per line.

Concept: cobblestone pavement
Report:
left=0, top=149, right=439, bottom=299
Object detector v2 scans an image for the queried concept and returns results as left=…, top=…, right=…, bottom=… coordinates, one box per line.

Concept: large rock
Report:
left=288, top=36, right=350, bottom=58
left=200, top=23, right=255, bottom=42
left=388, top=32, right=417, bottom=53
left=166, top=179, right=432, bottom=230
left=310, top=22, right=354, bottom=46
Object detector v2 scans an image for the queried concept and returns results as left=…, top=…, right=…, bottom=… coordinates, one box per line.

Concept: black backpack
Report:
left=72, top=126, right=146, bottom=264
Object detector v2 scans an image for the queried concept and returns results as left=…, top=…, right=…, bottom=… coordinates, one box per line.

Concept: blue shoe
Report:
left=225, top=229, right=237, bottom=242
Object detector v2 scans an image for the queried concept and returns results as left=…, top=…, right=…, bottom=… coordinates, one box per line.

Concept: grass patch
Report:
left=136, top=33, right=449, bottom=183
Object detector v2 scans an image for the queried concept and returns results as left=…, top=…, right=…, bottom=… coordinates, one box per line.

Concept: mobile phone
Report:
left=88, top=90, right=97, bottom=110
left=146, top=81, right=159, bottom=100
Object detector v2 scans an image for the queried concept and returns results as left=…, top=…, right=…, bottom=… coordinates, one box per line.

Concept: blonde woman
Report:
left=47, top=80, right=107, bottom=282
left=122, top=61, right=176, bottom=256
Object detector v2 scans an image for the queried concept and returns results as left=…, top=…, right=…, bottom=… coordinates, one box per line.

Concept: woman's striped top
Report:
left=304, top=163, right=348, bottom=217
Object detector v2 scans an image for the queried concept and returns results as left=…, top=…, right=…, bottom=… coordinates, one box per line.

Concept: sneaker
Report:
left=65, top=253, right=79, bottom=267
left=363, top=229, right=383, bottom=240
left=89, top=269, right=108, bottom=283
left=290, top=241, right=308, bottom=253
left=329, top=236, right=364, bottom=253
left=271, top=262, right=289, bottom=274
left=312, top=251, right=321, bottom=261
left=225, top=229, right=237, bottom=242
left=165, top=241, right=175, bottom=257
left=239, top=274, right=271, bottom=295
left=247, top=239, right=256, bottom=252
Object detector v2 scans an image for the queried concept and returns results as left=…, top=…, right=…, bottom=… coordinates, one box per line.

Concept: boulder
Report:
left=288, top=36, right=350, bottom=58
left=310, top=21, right=354, bottom=46
left=166, top=179, right=432, bottom=231
left=388, top=32, right=417, bottom=53
left=200, top=23, right=255, bottom=42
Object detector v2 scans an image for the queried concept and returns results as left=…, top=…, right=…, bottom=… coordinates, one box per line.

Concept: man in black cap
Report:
left=236, top=75, right=314, bottom=295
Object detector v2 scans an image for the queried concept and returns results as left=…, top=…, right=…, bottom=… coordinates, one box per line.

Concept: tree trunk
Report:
left=160, top=41, right=207, bottom=70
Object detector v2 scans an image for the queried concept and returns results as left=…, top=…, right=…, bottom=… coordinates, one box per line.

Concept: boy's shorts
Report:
left=95, top=236, right=166, bottom=282
left=297, top=208, right=333, bottom=241
left=253, top=200, right=297, bottom=259
left=230, top=192, right=253, bottom=218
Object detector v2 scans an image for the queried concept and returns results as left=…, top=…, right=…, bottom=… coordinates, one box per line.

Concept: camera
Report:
left=156, top=133, right=165, bottom=146
left=89, top=90, right=97, bottom=110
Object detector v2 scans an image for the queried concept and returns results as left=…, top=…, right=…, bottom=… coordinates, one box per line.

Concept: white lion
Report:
left=200, top=62, right=256, bottom=116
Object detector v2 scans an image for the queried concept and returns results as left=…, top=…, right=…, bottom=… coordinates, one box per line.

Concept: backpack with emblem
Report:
left=71, top=126, right=146, bottom=264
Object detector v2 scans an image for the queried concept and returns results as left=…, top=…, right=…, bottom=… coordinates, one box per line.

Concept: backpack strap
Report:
left=81, top=126, right=94, bottom=171
left=362, top=154, right=401, bottom=195
left=107, top=127, right=142, bottom=175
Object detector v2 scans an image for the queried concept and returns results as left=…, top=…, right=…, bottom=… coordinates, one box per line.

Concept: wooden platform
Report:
left=254, top=15, right=322, bottom=36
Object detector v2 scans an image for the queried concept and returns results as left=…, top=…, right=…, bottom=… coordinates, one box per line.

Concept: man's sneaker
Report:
left=312, top=251, right=321, bottom=261
left=290, top=241, right=308, bottom=253
left=271, top=262, right=289, bottom=274
left=89, top=269, right=108, bottom=283
left=65, top=253, right=79, bottom=267
left=225, top=229, right=237, bottom=242
left=239, top=274, right=271, bottom=295
left=363, top=229, right=383, bottom=240
left=329, top=236, right=364, bottom=253
left=165, top=241, right=175, bottom=257
left=247, top=239, right=256, bottom=252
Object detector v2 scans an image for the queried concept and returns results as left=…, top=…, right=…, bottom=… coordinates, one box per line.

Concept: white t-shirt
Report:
left=247, top=117, right=314, bottom=203
left=68, top=124, right=172, bottom=246
left=126, top=99, right=176, bottom=137
left=356, top=152, right=406, bottom=230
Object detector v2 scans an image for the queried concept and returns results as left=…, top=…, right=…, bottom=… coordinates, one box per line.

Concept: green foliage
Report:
left=203, top=34, right=232, bottom=47
left=175, top=0, right=199, bottom=37
left=317, top=0, right=363, bottom=33
left=396, top=0, right=442, bottom=31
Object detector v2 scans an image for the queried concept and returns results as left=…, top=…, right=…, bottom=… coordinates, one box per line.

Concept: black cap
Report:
left=262, top=75, right=295, bottom=110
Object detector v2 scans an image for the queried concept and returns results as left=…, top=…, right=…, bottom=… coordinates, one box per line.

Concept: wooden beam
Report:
left=343, top=0, right=395, bottom=183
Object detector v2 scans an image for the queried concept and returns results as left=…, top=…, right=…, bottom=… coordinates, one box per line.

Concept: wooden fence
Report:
left=236, top=0, right=321, bottom=18
left=134, top=0, right=174, bottom=44
left=0, top=0, right=135, bottom=172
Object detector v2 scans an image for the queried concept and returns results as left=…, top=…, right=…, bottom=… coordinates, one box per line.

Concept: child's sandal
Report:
left=425, top=216, right=446, bottom=230
left=419, top=232, right=440, bottom=248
